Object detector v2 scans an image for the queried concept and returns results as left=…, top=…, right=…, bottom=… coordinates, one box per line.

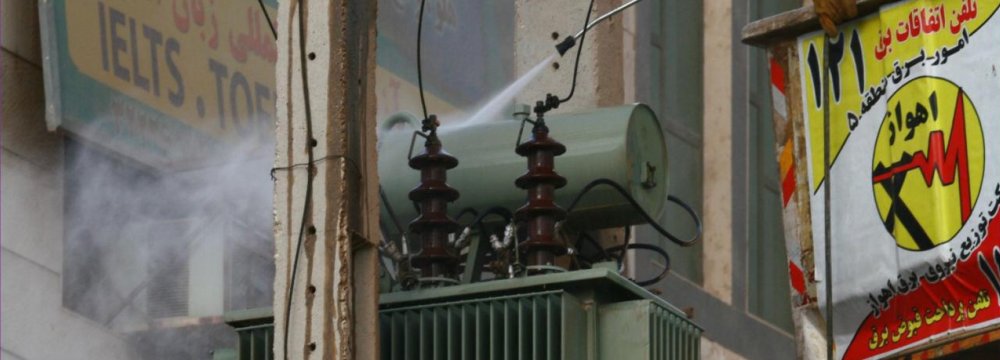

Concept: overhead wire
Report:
left=257, top=0, right=277, bottom=39
left=417, top=0, right=430, bottom=120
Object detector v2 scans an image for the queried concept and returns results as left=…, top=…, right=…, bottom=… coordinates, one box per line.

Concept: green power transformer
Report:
left=224, top=268, right=700, bottom=360
left=223, top=102, right=700, bottom=358
left=379, top=268, right=701, bottom=360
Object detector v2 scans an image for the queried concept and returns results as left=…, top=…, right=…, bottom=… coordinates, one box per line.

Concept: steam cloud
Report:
left=62, top=129, right=275, bottom=359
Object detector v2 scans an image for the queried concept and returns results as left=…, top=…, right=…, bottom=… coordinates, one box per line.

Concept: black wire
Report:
left=467, top=206, right=514, bottom=228
left=416, top=0, right=430, bottom=120
left=565, top=178, right=701, bottom=247
left=270, top=154, right=354, bottom=181
left=257, top=0, right=277, bottom=40
left=575, top=232, right=612, bottom=263
left=283, top=1, right=316, bottom=358
left=605, top=243, right=671, bottom=286
left=454, top=207, right=480, bottom=226
left=559, top=0, right=596, bottom=104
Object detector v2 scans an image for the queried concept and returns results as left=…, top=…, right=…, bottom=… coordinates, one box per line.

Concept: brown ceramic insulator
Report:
left=514, top=122, right=568, bottom=267
left=407, top=136, right=461, bottom=278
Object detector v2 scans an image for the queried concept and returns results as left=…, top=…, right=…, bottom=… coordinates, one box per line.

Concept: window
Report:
left=635, top=0, right=704, bottom=283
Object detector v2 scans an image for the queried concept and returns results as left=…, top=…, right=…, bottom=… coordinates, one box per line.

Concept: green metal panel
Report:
left=224, top=270, right=700, bottom=360
left=599, top=300, right=703, bottom=360
left=378, top=104, right=668, bottom=232
left=379, top=290, right=583, bottom=360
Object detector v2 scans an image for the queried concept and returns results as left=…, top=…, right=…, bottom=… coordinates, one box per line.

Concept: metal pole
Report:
left=823, top=35, right=835, bottom=360
left=571, top=0, right=645, bottom=41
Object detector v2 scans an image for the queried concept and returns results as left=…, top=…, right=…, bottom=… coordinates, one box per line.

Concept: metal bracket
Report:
left=407, top=130, right=429, bottom=160
left=515, top=118, right=537, bottom=149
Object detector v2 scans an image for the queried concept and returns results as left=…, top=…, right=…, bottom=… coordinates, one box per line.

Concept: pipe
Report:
left=556, top=0, right=645, bottom=55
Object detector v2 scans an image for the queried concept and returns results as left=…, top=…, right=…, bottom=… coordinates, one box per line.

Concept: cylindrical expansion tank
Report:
left=378, top=104, right=667, bottom=233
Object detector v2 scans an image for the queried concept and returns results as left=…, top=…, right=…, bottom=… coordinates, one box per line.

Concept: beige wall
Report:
left=1, top=1, right=133, bottom=359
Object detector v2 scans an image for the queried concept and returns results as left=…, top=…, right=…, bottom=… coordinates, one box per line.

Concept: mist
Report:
left=62, top=130, right=275, bottom=359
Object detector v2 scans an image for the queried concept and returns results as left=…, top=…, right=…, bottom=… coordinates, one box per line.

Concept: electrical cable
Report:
left=270, top=154, right=359, bottom=181
left=558, top=0, right=596, bottom=104
left=565, top=178, right=701, bottom=247
left=283, top=1, right=316, bottom=358
left=455, top=207, right=512, bottom=274
left=467, top=206, right=514, bottom=228
left=416, top=0, right=430, bottom=120
left=605, top=243, right=671, bottom=286
left=575, top=232, right=612, bottom=263
left=454, top=207, right=480, bottom=226
left=394, top=0, right=433, bottom=274
left=257, top=0, right=277, bottom=40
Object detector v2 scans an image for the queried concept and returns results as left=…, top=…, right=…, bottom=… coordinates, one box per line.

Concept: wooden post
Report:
left=272, top=0, right=380, bottom=359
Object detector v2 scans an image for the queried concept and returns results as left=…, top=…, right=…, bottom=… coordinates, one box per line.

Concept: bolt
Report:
left=551, top=31, right=560, bottom=40
left=308, top=52, right=316, bottom=60
left=641, top=162, right=657, bottom=189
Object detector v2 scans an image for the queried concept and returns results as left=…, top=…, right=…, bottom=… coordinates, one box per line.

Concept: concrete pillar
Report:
left=702, top=0, right=735, bottom=305
left=514, top=0, right=624, bottom=112
left=272, top=0, right=380, bottom=359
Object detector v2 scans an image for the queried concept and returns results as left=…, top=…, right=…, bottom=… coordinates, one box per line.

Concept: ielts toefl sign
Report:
left=41, top=0, right=277, bottom=168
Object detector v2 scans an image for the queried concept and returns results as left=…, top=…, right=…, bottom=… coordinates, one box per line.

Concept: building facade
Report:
left=3, top=0, right=808, bottom=359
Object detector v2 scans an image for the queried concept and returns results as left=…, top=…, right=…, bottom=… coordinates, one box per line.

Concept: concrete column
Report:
left=702, top=0, right=735, bottom=305
left=514, top=0, right=624, bottom=112
left=272, top=0, right=380, bottom=359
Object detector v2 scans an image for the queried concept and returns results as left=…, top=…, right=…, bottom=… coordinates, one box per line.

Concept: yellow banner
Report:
left=800, top=0, right=997, bottom=192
